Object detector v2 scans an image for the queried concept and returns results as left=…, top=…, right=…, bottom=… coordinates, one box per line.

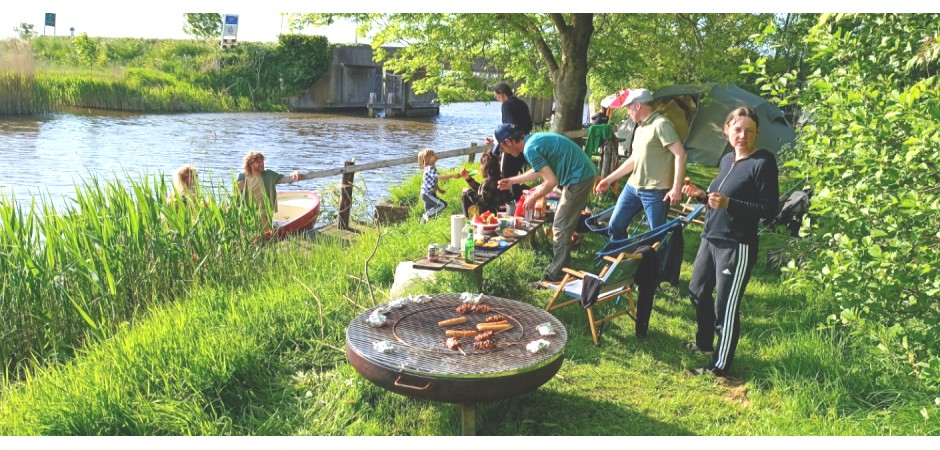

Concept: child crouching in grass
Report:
left=418, top=148, right=461, bottom=223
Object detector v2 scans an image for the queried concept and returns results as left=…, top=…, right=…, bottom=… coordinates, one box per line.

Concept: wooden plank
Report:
left=298, top=144, right=492, bottom=181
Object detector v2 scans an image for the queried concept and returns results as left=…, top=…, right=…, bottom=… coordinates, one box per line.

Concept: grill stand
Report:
left=461, top=403, right=476, bottom=436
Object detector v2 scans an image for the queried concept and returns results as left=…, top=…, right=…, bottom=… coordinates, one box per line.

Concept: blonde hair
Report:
left=243, top=151, right=265, bottom=174
left=417, top=148, right=437, bottom=170
left=172, top=164, right=196, bottom=195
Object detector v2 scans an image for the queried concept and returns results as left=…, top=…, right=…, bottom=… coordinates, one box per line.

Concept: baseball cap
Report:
left=491, top=123, right=517, bottom=156
left=623, top=88, right=653, bottom=106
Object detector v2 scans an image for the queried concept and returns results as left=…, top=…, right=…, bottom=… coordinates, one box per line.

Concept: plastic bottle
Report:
left=535, top=197, right=546, bottom=220
left=514, top=194, right=527, bottom=217
left=463, top=223, right=475, bottom=263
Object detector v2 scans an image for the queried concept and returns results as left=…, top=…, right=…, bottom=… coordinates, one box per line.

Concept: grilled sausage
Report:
left=455, top=304, right=474, bottom=315
left=476, top=322, right=512, bottom=332
left=473, top=339, right=495, bottom=350
left=438, top=316, right=469, bottom=327
left=484, top=314, right=507, bottom=323
left=475, top=331, right=494, bottom=341
left=445, top=329, right=479, bottom=337
left=471, top=304, right=492, bottom=314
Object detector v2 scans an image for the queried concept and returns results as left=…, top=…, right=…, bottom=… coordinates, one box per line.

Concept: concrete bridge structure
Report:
left=287, top=44, right=553, bottom=124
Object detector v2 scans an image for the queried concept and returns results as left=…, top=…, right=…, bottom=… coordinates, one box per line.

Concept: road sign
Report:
left=45, top=13, right=56, bottom=27
left=221, top=14, right=239, bottom=50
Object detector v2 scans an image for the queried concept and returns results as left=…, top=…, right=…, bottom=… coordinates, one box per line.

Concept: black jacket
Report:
left=700, top=149, right=779, bottom=246
left=500, top=96, right=534, bottom=180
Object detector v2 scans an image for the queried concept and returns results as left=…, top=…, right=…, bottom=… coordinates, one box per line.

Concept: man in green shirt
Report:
left=595, top=88, right=687, bottom=241
left=495, top=124, right=598, bottom=283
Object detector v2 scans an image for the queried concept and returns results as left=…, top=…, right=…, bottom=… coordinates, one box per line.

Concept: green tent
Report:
left=646, top=83, right=797, bottom=166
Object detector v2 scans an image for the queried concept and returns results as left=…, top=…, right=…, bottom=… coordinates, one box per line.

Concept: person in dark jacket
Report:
left=681, top=107, right=779, bottom=377
left=489, top=82, right=533, bottom=201
left=459, top=149, right=512, bottom=217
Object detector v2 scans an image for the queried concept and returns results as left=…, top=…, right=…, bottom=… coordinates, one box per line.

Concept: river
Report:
left=0, top=102, right=503, bottom=216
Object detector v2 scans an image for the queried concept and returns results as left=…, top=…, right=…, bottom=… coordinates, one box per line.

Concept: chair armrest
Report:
left=561, top=267, right=587, bottom=279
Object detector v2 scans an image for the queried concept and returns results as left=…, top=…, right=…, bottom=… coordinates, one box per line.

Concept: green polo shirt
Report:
left=627, top=111, right=681, bottom=190
left=523, top=133, right=597, bottom=187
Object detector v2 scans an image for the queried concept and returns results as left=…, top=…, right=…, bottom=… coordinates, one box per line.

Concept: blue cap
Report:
left=492, top=123, right=517, bottom=156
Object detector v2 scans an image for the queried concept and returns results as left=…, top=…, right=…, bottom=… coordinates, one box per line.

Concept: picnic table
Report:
left=413, top=219, right=545, bottom=287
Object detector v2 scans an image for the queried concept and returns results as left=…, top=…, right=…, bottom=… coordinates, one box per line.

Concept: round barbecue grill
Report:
left=346, top=293, right=567, bottom=434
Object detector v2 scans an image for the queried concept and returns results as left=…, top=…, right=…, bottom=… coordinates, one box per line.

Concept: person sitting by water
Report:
left=459, top=149, right=513, bottom=218
left=236, top=151, right=301, bottom=227
left=167, top=164, right=198, bottom=204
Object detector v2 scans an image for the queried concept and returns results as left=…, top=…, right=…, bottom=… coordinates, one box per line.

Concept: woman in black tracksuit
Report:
left=681, top=107, right=779, bottom=376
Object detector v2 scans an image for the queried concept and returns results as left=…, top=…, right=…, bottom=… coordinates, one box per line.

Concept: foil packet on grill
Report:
left=536, top=322, right=556, bottom=336
left=373, top=340, right=395, bottom=354
left=460, top=292, right=484, bottom=304
left=387, top=298, right=409, bottom=310
left=409, top=294, right=432, bottom=305
left=526, top=339, right=551, bottom=354
left=365, top=309, right=387, bottom=327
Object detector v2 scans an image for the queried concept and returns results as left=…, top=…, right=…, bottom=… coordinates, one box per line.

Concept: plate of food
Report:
left=501, top=228, right=528, bottom=238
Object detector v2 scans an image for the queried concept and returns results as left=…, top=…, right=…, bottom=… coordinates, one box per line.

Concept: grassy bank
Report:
left=0, top=165, right=936, bottom=435
left=0, top=35, right=331, bottom=114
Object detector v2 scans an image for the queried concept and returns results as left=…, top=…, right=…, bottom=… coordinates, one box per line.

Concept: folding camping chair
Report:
left=583, top=200, right=704, bottom=243
left=547, top=203, right=705, bottom=345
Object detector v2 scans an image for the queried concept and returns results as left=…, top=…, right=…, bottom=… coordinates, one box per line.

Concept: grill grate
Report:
left=347, top=294, right=567, bottom=378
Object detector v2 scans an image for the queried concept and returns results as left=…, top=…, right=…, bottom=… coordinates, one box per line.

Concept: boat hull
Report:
left=272, top=191, right=321, bottom=239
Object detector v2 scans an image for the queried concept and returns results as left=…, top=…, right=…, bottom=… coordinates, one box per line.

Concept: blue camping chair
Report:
left=584, top=201, right=705, bottom=242
left=545, top=203, right=705, bottom=345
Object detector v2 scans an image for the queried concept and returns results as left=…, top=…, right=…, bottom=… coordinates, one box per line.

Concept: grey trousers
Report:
left=547, top=176, right=596, bottom=279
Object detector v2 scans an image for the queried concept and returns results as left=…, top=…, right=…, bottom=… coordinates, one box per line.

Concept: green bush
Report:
left=777, top=14, right=940, bottom=390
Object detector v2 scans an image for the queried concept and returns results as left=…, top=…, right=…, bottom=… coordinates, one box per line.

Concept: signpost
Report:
left=221, top=14, right=238, bottom=50
left=44, top=13, right=56, bottom=36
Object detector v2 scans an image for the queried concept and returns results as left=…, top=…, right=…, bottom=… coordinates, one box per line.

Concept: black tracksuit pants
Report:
left=688, top=238, right=757, bottom=373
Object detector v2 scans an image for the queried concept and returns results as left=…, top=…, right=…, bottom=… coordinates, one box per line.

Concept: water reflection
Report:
left=0, top=102, right=501, bottom=216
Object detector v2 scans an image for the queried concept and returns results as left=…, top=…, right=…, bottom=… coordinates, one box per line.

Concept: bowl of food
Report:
left=472, top=211, right=499, bottom=235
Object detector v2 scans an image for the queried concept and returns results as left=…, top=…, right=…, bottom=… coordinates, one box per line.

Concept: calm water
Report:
left=0, top=102, right=502, bottom=215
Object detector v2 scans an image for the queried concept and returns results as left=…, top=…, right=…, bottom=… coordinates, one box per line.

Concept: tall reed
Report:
left=0, top=173, right=266, bottom=379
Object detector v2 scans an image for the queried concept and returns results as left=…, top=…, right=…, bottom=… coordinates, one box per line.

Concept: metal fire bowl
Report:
left=346, top=293, right=567, bottom=404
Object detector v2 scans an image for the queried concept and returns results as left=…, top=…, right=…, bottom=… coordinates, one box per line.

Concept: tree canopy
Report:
left=183, top=13, right=222, bottom=40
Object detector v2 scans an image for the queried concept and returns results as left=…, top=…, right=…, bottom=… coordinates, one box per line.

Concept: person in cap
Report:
left=495, top=124, right=597, bottom=284
left=594, top=88, right=687, bottom=241
left=489, top=82, right=533, bottom=201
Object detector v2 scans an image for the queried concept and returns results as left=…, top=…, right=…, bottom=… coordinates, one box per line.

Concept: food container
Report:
left=427, top=244, right=440, bottom=262
left=473, top=222, right=499, bottom=235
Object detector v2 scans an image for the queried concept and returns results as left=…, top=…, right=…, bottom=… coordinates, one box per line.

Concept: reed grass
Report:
left=0, top=166, right=937, bottom=436
left=0, top=172, right=265, bottom=379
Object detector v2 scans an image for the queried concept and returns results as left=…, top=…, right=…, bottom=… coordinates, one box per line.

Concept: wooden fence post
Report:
left=468, top=142, right=477, bottom=163
left=338, top=159, right=356, bottom=231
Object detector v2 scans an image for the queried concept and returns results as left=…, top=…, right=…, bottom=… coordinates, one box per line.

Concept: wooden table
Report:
left=413, top=220, right=544, bottom=287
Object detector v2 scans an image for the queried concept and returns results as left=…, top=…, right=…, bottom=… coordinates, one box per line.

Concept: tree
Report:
left=13, top=22, right=36, bottom=40
left=587, top=14, right=772, bottom=103
left=183, top=13, right=222, bottom=40
left=288, top=13, right=594, bottom=133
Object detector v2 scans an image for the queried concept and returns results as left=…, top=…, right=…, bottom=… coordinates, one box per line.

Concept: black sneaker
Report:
left=683, top=342, right=715, bottom=356
left=528, top=274, right=563, bottom=290
left=686, top=367, right=726, bottom=377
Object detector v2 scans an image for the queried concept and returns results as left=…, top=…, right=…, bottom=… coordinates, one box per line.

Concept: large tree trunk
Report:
left=550, top=14, right=593, bottom=133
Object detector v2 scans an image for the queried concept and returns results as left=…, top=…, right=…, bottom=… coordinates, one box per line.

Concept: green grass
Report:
left=0, top=166, right=937, bottom=435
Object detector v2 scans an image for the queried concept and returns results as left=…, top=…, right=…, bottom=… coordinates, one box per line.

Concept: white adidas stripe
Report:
left=715, top=242, right=749, bottom=370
